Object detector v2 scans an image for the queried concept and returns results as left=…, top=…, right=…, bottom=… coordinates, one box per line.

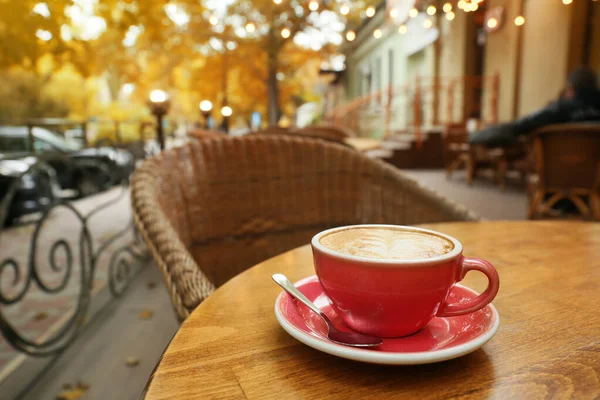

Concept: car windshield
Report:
left=33, top=127, right=81, bottom=152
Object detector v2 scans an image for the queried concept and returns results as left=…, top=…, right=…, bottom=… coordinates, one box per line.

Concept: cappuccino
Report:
left=319, top=227, right=454, bottom=260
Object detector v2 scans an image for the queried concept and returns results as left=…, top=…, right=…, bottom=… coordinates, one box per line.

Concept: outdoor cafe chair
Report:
left=131, top=135, right=477, bottom=321
left=528, top=123, right=600, bottom=220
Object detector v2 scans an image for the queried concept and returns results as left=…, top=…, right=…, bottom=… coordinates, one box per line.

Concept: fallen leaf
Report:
left=55, top=381, right=89, bottom=400
left=55, top=388, right=85, bottom=400
left=33, top=312, right=48, bottom=321
left=125, top=357, right=140, bottom=367
left=147, top=282, right=157, bottom=289
left=139, top=310, right=153, bottom=320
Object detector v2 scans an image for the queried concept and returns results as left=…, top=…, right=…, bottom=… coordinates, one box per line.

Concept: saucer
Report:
left=274, top=275, right=499, bottom=365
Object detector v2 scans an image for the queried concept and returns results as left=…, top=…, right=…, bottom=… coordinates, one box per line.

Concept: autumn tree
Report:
left=201, top=0, right=379, bottom=125
left=0, top=0, right=74, bottom=68
left=0, top=0, right=378, bottom=127
left=105, top=0, right=378, bottom=126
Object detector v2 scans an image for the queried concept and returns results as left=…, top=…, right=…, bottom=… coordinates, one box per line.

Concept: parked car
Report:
left=0, top=126, right=135, bottom=197
left=0, top=157, right=60, bottom=227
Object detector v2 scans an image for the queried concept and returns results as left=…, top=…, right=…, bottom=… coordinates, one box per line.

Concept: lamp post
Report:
left=221, top=104, right=232, bottom=134
left=147, top=90, right=171, bottom=150
left=199, top=100, right=213, bottom=129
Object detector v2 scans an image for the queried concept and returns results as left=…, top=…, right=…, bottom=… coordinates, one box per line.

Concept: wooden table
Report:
left=344, top=137, right=382, bottom=152
left=144, top=221, right=600, bottom=399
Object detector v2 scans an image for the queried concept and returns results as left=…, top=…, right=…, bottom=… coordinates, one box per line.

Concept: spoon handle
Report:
left=272, top=274, right=324, bottom=317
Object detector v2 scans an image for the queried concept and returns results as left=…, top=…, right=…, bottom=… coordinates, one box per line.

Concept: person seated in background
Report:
left=469, top=67, right=600, bottom=147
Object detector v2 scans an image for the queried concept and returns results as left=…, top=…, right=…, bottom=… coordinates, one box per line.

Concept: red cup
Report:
left=311, top=225, right=500, bottom=338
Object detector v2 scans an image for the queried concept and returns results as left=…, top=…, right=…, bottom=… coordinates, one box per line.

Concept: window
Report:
left=0, top=137, right=29, bottom=153
left=0, top=128, right=29, bottom=153
left=34, top=139, right=55, bottom=153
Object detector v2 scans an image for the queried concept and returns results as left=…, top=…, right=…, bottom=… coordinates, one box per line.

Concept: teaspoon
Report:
left=272, top=274, right=382, bottom=348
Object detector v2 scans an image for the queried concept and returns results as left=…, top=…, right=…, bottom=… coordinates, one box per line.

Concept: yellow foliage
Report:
left=1, top=0, right=381, bottom=126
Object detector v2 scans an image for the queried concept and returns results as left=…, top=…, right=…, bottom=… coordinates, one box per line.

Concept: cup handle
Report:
left=437, top=257, right=500, bottom=317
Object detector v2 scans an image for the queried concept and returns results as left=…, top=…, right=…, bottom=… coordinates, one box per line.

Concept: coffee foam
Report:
left=319, top=227, right=454, bottom=260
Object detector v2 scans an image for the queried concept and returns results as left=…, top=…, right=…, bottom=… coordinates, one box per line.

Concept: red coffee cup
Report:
left=311, top=225, right=500, bottom=338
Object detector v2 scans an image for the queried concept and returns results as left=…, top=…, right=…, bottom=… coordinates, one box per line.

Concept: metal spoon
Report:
left=272, top=274, right=382, bottom=348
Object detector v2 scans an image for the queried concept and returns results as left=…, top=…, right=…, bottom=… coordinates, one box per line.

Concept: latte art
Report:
left=320, top=228, right=454, bottom=260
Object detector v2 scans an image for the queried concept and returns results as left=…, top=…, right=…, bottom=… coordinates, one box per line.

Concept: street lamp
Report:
left=147, top=90, right=171, bottom=150
left=221, top=105, right=232, bottom=134
left=199, top=100, right=213, bottom=129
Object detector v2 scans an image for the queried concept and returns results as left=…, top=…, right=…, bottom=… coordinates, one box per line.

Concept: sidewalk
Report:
left=0, top=187, right=141, bottom=398
left=403, top=170, right=528, bottom=220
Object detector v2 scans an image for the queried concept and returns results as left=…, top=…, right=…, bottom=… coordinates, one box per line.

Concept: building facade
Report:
left=330, top=0, right=600, bottom=138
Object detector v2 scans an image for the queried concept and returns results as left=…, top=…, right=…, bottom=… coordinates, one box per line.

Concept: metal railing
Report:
left=324, top=74, right=500, bottom=144
left=0, top=175, right=149, bottom=357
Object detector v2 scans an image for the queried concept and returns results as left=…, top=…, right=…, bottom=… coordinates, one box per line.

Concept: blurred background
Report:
left=0, top=0, right=598, bottom=399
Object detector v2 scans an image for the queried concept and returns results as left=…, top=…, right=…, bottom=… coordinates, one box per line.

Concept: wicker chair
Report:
left=528, top=123, right=600, bottom=220
left=443, top=123, right=470, bottom=180
left=131, top=135, right=478, bottom=321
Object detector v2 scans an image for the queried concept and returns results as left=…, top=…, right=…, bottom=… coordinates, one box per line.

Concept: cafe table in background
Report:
left=344, top=137, right=382, bottom=153
left=143, top=221, right=600, bottom=399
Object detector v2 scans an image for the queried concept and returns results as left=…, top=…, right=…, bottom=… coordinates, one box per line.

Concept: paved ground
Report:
left=3, top=169, right=528, bottom=400
left=403, top=169, right=528, bottom=220
left=21, top=264, right=178, bottom=400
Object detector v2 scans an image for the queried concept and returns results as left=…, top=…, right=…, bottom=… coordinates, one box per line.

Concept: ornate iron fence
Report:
left=0, top=170, right=149, bottom=357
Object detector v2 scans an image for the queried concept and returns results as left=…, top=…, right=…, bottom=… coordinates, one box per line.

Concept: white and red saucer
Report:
left=274, top=275, right=499, bottom=365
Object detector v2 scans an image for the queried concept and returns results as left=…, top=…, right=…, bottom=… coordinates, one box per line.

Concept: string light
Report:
left=390, top=8, right=399, bottom=18
left=346, top=30, right=356, bottom=41
left=340, top=4, right=350, bottom=15
left=373, top=28, right=382, bottom=39
left=471, top=3, right=479, bottom=11
left=446, top=11, right=455, bottom=20
left=309, top=0, right=319, bottom=11
left=423, top=18, right=433, bottom=29
left=273, top=0, right=282, bottom=4
left=514, top=15, right=525, bottom=26
left=409, top=7, right=418, bottom=18
left=366, top=6, right=376, bottom=18
left=209, top=15, right=218, bottom=25
left=562, top=0, right=572, bottom=4
left=245, top=22, right=256, bottom=33
left=399, top=24, right=407, bottom=35
left=443, top=2, right=452, bottom=13
left=457, top=0, right=466, bottom=9
left=487, top=17, right=498, bottom=29
left=281, top=27, right=291, bottom=38
left=427, top=5, right=436, bottom=15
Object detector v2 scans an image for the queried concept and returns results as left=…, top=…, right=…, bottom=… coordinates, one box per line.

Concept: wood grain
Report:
left=144, top=221, right=600, bottom=400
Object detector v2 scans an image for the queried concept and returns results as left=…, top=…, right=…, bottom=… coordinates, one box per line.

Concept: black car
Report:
left=0, top=126, right=135, bottom=197
left=0, top=157, right=60, bottom=227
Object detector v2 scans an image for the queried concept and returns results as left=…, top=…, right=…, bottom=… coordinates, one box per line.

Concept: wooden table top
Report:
left=344, top=137, right=382, bottom=152
left=144, top=221, right=600, bottom=399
